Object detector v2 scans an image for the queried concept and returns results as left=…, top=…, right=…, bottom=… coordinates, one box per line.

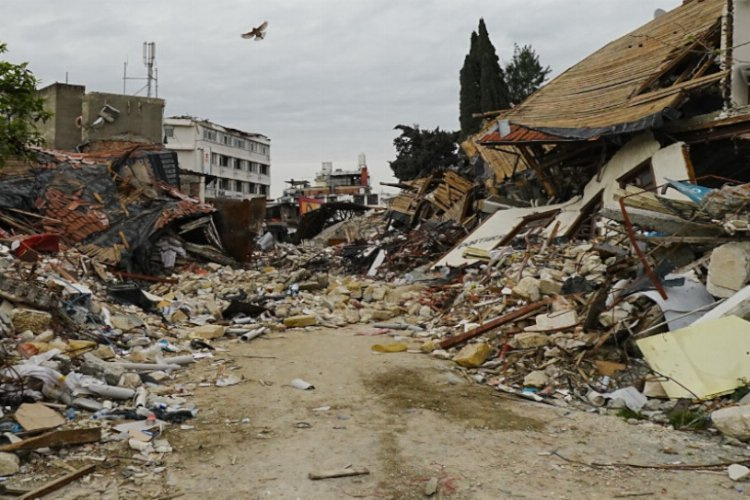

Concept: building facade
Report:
left=38, top=83, right=165, bottom=148
left=164, top=116, right=270, bottom=201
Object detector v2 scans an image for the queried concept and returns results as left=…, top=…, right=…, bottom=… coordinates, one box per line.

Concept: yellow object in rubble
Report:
left=371, top=342, right=408, bottom=353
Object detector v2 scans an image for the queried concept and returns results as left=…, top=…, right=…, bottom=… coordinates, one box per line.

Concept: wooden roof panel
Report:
left=504, top=0, right=726, bottom=132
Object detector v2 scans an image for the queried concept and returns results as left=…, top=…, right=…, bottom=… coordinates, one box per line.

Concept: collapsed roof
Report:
left=495, top=0, right=728, bottom=140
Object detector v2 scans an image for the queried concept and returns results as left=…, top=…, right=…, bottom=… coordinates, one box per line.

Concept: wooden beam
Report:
left=517, top=146, right=557, bottom=198
left=0, top=428, right=101, bottom=453
left=18, top=464, right=96, bottom=499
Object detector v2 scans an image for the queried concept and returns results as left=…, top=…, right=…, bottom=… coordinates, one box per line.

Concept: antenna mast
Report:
left=122, top=42, right=158, bottom=97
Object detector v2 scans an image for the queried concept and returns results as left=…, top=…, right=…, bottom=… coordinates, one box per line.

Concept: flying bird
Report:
left=241, top=21, right=268, bottom=41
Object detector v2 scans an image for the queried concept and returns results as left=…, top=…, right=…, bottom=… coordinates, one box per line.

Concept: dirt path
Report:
left=160, top=325, right=750, bottom=499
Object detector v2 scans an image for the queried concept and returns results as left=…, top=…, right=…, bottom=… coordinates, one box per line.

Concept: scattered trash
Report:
left=290, top=378, right=315, bottom=390
left=216, top=375, right=242, bottom=387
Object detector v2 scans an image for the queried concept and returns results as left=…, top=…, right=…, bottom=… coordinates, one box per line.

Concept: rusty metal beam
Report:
left=439, top=299, right=549, bottom=350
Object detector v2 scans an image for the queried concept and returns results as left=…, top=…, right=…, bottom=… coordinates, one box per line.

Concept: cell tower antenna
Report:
left=122, top=42, right=158, bottom=97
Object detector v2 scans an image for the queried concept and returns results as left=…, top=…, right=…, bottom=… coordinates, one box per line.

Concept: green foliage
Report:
left=0, top=42, right=50, bottom=166
left=458, top=21, right=551, bottom=139
left=389, top=124, right=459, bottom=181
left=616, top=408, right=647, bottom=421
left=459, top=19, right=509, bottom=139
left=505, top=44, right=552, bottom=106
left=476, top=19, right=509, bottom=113
left=667, top=408, right=710, bottom=430
left=459, top=33, right=481, bottom=140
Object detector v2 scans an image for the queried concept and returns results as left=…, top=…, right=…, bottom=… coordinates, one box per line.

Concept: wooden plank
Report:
left=18, top=464, right=96, bottom=499
left=0, top=428, right=101, bottom=453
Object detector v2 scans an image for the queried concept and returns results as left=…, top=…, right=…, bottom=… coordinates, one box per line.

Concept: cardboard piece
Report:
left=14, top=403, right=65, bottom=431
left=637, top=315, right=750, bottom=399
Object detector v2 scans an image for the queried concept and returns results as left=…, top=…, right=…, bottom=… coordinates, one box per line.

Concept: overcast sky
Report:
left=1, top=0, right=681, bottom=197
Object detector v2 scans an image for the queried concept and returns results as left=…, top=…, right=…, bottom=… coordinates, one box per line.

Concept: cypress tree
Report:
left=459, top=19, right=509, bottom=139
left=476, top=19, right=509, bottom=113
left=459, top=32, right=481, bottom=139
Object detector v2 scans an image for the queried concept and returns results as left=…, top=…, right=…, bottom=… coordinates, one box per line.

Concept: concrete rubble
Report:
left=7, top=0, right=750, bottom=493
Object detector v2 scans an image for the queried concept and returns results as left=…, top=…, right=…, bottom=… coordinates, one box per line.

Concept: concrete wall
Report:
left=37, top=83, right=84, bottom=150
left=82, top=92, right=164, bottom=144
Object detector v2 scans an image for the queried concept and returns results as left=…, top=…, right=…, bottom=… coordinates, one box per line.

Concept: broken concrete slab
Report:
left=523, top=370, right=549, bottom=388
left=525, top=309, right=578, bottom=332
left=513, top=277, right=541, bottom=302
left=453, top=342, right=492, bottom=368
left=12, top=308, right=52, bottom=334
left=0, top=452, right=19, bottom=476
left=707, top=242, right=750, bottom=298
left=713, top=406, right=750, bottom=441
left=283, top=315, right=318, bottom=328
left=189, top=325, right=225, bottom=340
left=728, top=463, right=750, bottom=481
left=511, top=331, right=550, bottom=349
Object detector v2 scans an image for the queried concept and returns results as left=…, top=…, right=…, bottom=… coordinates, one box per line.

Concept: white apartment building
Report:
left=163, top=116, right=271, bottom=201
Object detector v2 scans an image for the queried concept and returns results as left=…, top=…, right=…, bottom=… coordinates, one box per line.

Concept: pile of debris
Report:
left=0, top=145, right=257, bottom=275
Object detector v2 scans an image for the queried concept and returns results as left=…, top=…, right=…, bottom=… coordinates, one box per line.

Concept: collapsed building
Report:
left=449, top=0, right=750, bottom=266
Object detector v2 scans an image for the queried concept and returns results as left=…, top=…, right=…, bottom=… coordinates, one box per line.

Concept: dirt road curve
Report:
left=159, top=325, right=748, bottom=499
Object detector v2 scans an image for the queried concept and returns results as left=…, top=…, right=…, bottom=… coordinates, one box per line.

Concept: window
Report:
left=219, top=178, right=229, bottom=190
left=222, top=134, right=231, bottom=145
left=259, top=185, right=268, bottom=196
left=234, top=138, right=245, bottom=149
left=164, top=126, right=174, bottom=138
left=617, top=160, right=656, bottom=190
left=260, top=164, right=269, bottom=176
left=211, top=153, right=220, bottom=166
left=202, top=128, right=217, bottom=141
left=219, top=155, right=230, bottom=167
left=249, top=162, right=258, bottom=173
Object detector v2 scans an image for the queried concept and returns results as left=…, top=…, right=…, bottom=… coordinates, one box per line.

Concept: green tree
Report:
left=459, top=32, right=481, bottom=139
left=0, top=42, right=50, bottom=166
left=505, top=44, right=551, bottom=106
left=389, top=124, right=459, bottom=181
left=476, top=19, right=509, bottom=113
left=459, top=19, right=509, bottom=139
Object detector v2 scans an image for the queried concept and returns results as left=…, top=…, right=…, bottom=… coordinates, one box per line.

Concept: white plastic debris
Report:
left=291, top=378, right=315, bottom=390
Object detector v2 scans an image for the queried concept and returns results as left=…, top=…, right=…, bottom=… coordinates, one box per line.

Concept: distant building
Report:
left=164, top=116, right=270, bottom=201
left=301, top=154, right=378, bottom=206
left=37, top=82, right=165, bottom=149
left=266, top=155, right=378, bottom=239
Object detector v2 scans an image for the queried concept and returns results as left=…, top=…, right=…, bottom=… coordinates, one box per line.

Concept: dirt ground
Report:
left=97, top=323, right=746, bottom=500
